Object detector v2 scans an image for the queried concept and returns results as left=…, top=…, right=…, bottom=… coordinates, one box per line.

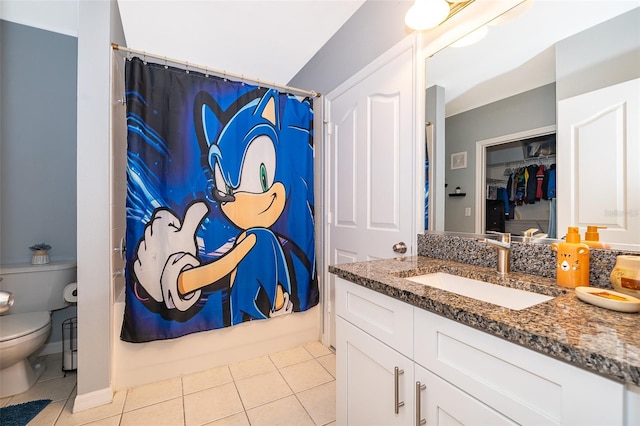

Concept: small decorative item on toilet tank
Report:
left=29, top=243, right=51, bottom=265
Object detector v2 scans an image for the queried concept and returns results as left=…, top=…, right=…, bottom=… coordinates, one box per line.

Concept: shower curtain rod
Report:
left=111, top=43, right=321, bottom=98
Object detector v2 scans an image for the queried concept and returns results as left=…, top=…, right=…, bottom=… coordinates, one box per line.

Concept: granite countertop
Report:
left=328, top=255, right=640, bottom=387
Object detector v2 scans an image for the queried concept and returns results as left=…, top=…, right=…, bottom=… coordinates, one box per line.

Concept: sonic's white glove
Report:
left=270, top=291, right=293, bottom=317
left=133, top=201, right=209, bottom=311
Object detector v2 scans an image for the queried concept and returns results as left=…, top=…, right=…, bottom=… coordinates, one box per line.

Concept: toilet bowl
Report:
left=0, top=261, right=76, bottom=398
left=0, top=312, right=51, bottom=397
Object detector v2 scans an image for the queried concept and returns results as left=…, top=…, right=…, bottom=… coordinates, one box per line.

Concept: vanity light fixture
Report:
left=405, top=0, right=450, bottom=30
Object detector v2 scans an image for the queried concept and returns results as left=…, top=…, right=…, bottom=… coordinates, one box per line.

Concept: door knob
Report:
left=393, top=242, right=407, bottom=254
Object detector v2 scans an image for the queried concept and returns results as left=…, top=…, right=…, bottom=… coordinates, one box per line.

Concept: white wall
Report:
left=73, top=0, right=125, bottom=412
left=0, top=0, right=78, bottom=37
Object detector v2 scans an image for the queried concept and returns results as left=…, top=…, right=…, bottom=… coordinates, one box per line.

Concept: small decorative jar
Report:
left=31, top=250, right=50, bottom=265
left=29, top=243, right=51, bottom=265
left=610, top=255, right=640, bottom=297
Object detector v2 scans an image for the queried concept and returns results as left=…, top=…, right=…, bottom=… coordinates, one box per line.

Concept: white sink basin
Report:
left=406, top=272, right=553, bottom=310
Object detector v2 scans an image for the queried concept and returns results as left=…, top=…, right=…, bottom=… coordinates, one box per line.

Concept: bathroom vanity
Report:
left=329, top=255, right=640, bottom=425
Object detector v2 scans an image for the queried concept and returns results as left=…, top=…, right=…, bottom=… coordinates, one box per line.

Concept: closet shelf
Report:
left=487, top=154, right=556, bottom=169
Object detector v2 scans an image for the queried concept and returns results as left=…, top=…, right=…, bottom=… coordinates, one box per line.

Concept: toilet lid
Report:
left=0, top=311, right=50, bottom=342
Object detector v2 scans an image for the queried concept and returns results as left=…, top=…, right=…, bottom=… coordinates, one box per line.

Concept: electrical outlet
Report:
left=465, top=207, right=471, bottom=216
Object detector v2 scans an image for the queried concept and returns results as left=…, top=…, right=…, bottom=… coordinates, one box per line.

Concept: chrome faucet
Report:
left=522, top=228, right=548, bottom=243
left=484, top=231, right=511, bottom=275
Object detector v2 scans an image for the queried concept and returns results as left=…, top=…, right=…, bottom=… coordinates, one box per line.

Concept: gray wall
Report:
left=0, top=20, right=77, bottom=265
left=556, top=7, right=640, bottom=101
left=288, top=0, right=413, bottom=94
left=443, top=83, right=556, bottom=232
left=0, top=18, right=78, bottom=361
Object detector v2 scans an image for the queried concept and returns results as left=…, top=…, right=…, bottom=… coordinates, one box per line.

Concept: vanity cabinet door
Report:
left=415, top=364, right=516, bottom=426
left=336, top=316, right=414, bottom=425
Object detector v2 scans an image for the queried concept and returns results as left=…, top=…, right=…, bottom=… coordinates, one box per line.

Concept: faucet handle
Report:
left=487, top=230, right=511, bottom=243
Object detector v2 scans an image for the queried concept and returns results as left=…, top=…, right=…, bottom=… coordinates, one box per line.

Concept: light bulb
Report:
left=405, top=0, right=451, bottom=31
left=451, top=25, right=489, bottom=48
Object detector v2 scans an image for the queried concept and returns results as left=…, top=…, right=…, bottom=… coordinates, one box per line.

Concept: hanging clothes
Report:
left=549, top=197, right=557, bottom=238
left=497, top=187, right=510, bottom=218
left=535, top=164, right=545, bottom=200
left=542, top=166, right=550, bottom=199
left=547, top=164, right=556, bottom=199
left=526, top=164, right=539, bottom=204
left=515, top=167, right=526, bottom=205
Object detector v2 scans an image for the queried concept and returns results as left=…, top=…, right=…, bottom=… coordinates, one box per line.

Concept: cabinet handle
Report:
left=394, top=366, right=405, bottom=414
left=415, top=381, right=426, bottom=425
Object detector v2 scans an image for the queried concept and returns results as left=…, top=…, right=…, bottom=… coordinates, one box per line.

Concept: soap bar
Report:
left=575, top=286, right=640, bottom=313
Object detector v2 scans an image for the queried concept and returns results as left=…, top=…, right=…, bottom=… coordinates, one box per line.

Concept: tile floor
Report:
left=0, top=341, right=336, bottom=425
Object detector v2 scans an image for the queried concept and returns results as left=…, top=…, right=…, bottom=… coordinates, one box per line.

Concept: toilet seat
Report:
left=0, top=312, right=50, bottom=342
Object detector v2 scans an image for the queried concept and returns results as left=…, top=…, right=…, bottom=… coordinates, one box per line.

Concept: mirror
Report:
left=425, top=0, right=640, bottom=250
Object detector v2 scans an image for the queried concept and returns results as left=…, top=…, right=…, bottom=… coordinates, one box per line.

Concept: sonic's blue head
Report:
left=194, top=88, right=315, bottom=245
left=207, top=91, right=279, bottom=204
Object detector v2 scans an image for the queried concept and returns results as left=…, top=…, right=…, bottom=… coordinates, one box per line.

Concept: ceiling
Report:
left=2, top=0, right=636, bottom=112
left=116, top=0, right=366, bottom=85
left=426, top=0, right=639, bottom=117
left=0, top=0, right=365, bottom=85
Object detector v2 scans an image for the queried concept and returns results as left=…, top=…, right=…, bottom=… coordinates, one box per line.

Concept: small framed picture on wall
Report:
left=451, top=151, right=467, bottom=170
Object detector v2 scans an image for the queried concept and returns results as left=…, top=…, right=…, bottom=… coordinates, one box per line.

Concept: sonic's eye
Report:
left=259, top=163, right=268, bottom=192
left=237, top=135, right=275, bottom=194
left=213, top=163, right=235, bottom=202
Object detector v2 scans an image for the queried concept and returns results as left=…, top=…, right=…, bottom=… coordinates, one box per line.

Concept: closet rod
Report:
left=488, top=154, right=556, bottom=169
left=111, top=43, right=321, bottom=98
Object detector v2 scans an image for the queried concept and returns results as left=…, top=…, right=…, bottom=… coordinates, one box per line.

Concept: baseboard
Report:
left=72, top=386, right=114, bottom=413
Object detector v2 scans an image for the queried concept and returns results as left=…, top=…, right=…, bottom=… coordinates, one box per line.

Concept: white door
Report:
left=324, top=37, right=420, bottom=348
left=557, top=78, right=640, bottom=245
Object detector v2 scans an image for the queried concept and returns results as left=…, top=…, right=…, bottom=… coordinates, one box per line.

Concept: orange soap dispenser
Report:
left=583, top=225, right=610, bottom=249
left=551, top=227, right=590, bottom=288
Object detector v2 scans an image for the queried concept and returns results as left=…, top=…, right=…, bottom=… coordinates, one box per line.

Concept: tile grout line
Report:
left=40, top=343, right=334, bottom=425
left=231, top=373, right=250, bottom=425
left=181, top=376, right=186, bottom=426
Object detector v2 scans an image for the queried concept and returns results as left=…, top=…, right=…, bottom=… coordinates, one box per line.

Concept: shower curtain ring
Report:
left=185, top=62, right=190, bottom=74
left=205, top=66, right=209, bottom=78
left=164, top=56, right=168, bottom=69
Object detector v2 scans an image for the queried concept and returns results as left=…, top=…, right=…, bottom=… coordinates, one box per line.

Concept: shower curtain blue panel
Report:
left=121, top=57, right=318, bottom=343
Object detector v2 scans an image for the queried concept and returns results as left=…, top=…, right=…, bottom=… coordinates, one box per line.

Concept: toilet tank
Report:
left=0, top=261, right=77, bottom=315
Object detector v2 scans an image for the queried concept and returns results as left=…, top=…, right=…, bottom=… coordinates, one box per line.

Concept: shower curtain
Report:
left=120, top=57, right=318, bottom=343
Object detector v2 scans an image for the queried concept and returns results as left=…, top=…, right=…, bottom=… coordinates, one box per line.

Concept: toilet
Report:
left=0, top=261, right=76, bottom=398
